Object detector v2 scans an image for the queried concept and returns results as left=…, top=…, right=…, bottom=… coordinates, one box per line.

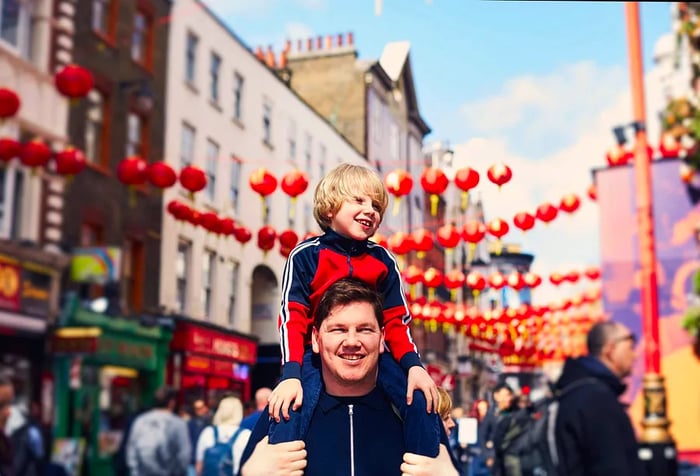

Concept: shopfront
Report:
left=168, top=318, right=257, bottom=409
left=51, top=296, right=171, bottom=476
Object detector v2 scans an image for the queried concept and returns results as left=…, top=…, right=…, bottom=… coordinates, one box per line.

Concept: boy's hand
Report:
left=407, top=366, right=438, bottom=413
left=268, top=378, right=303, bottom=422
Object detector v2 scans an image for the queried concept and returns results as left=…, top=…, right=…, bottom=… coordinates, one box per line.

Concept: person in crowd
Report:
left=240, top=278, right=460, bottom=476
left=240, top=388, right=271, bottom=430
left=269, top=163, right=440, bottom=458
left=437, top=387, right=456, bottom=437
left=554, top=321, right=644, bottom=476
left=188, top=399, right=212, bottom=476
left=126, top=386, right=191, bottom=476
left=0, top=376, right=14, bottom=476
left=195, top=396, right=251, bottom=476
left=485, top=383, right=517, bottom=476
left=7, top=401, right=44, bottom=476
left=467, top=399, right=491, bottom=476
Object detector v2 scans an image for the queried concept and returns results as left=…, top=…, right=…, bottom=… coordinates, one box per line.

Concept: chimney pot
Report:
left=296, top=39, right=302, bottom=52
left=284, top=40, right=292, bottom=53
left=325, top=34, right=333, bottom=49
left=307, top=37, right=313, bottom=51
left=265, top=45, right=276, bottom=68
left=316, top=36, right=323, bottom=49
left=278, top=51, right=288, bottom=69
left=337, top=33, right=344, bottom=47
left=254, top=46, right=265, bottom=61
left=347, top=32, right=354, bottom=46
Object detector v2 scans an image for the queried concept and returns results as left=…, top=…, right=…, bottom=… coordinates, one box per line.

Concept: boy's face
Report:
left=328, top=193, right=381, bottom=241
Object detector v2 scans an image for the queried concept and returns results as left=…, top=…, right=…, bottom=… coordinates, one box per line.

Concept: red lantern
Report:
left=117, top=156, right=148, bottom=185
left=234, top=225, right=252, bottom=245
left=20, top=139, right=52, bottom=170
left=54, top=147, right=87, bottom=176
left=0, top=138, right=21, bottom=164
left=488, top=272, right=506, bottom=290
left=423, top=267, right=443, bottom=300
left=454, top=167, right=480, bottom=210
left=278, top=229, right=299, bottom=249
left=147, top=161, right=177, bottom=189
left=179, top=165, right=207, bottom=198
left=0, top=88, right=21, bottom=119
left=605, top=144, right=633, bottom=166
left=385, top=169, right=413, bottom=215
left=462, top=221, right=486, bottom=262
left=513, top=212, right=535, bottom=233
left=587, top=184, right=597, bottom=201
left=444, top=269, right=466, bottom=301
left=249, top=168, right=278, bottom=196
left=436, top=223, right=461, bottom=252
left=523, top=272, right=542, bottom=288
left=388, top=232, right=415, bottom=257
left=219, top=217, right=236, bottom=236
left=659, top=132, right=681, bottom=158
left=565, top=270, right=580, bottom=283
left=584, top=266, right=601, bottom=280
left=549, top=272, right=565, bottom=286
left=487, top=163, right=512, bottom=188
left=257, top=225, right=277, bottom=253
left=487, top=218, right=509, bottom=253
left=507, top=272, right=525, bottom=291
left=411, top=228, right=434, bottom=258
left=370, top=233, right=388, bottom=249
left=167, top=200, right=189, bottom=221
left=281, top=170, right=309, bottom=219
left=536, top=202, right=558, bottom=225
left=403, top=265, right=424, bottom=286
left=200, top=212, right=222, bottom=235
left=54, top=64, right=94, bottom=99
left=420, top=167, right=449, bottom=216
left=559, top=194, right=581, bottom=214
left=466, top=271, right=486, bottom=295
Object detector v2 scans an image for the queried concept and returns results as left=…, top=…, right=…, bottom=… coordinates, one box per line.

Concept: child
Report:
left=268, top=163, right=441, bottom=457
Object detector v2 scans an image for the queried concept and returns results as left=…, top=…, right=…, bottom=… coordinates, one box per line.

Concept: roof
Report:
left=379, top=41, right=411, bottom=82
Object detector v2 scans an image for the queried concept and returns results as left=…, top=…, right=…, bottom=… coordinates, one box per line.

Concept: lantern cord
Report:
left=393, top=196, right=401, bottom=216
left=430, top=194, right=439, bottom=216
left=460, top=191, right=469, bottom=212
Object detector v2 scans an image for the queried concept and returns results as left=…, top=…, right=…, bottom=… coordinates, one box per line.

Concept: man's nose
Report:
left=344, top=329, right=360, bottom=345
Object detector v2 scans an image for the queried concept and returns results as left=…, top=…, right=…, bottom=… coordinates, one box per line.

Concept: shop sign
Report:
left=0, top=260, right=21, bottom=311
left=183, top=327, right=257, bottom=364
left=0, top=259, right=52, bottom=317
left=51, top=336, right=98, bottom=354
left=96, top=335, right=156, bottom=370
left=184, top=355, right=211, bottom=373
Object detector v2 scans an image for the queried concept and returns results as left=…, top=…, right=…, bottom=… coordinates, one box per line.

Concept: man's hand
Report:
left=240, top=436, right=307, bottom=476
left=400, top=444, right=458, bottom=476
left=268, top=378, right=303, bottom=422
left=407, top=366, right=439, bottom=413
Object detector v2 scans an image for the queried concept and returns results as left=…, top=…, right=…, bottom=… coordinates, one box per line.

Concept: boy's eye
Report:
left=372, top=203, right=381, bottom=212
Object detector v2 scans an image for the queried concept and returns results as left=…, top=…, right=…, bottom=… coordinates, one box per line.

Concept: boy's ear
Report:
left=311, top=327, right=320, bottom=353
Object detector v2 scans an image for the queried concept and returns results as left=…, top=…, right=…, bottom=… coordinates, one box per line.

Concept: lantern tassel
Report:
left=128, top=186, right=136, bottom=208
left=428, top=287, right=435, bottom=301
left=429, top=320, right=438, bottom=333
left=430, top=194, right=439, bottom=216
left=393, top=196, right=402, bottom=216
left=450, top=289, right=457, bottom=302
left=494, top=239, right=503, bottom=255
left=409, top=284, right=416, bottom=300
left=467, top=243, right=476, bottom=263
left=417, top=250, right=425, bottom=259
left=260, top=196, right=267, bottom=223
left=289, top=196, right=297, bottom=220
left=461, top=191, right=469, bottom=212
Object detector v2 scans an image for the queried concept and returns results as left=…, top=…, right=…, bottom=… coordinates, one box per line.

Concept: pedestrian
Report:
left=437, top=387, right=456, bottom=438
left=7, top=401, right=44, bottom=476
left=195, top=396, right=250, bottom=476
left=466, top=399, right=491, bottom=476
left=0, top=376, right=14, bottom=476
left=187, top=398, right=211, bottom=476
left=240, top=278, right=461, bottom=476
left=126, top=386, right=191, bottom=476
left=269, top=163, right=440, bottom=458
left=553, top=321, right=644, bottom=476
left=239, top=388, right=270, bottom=430
left=485, top=383, right=521, bottom=476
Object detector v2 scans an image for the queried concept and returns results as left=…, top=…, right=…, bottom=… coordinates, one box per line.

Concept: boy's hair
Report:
left=313, top=278, right=384, bottom=330
left=313, top=163, right=388, bottom=231
left=436, top=387, right=453, bottom=420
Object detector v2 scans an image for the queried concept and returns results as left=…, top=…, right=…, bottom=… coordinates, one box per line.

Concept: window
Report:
left=0, top=0, right=33, bottom=59
left=233, top=73, right=244, bottom=121
left=126, top=113, right=146, bottom=157
left=202, top=250, right=215, bottom=318
left=85, top=89, right=109, bottom=166
left=226, top=261, right=239, bottom=326
left=122, top=238, right=144, bottom=313
left=304, top=133, right=312, bottom=172
left=262, top=99, right=272, bottom=145
left=210, top=52, right=221, bottom=103
left=0, top=166, right=25, bottom=239
left=389, top=121, right=399, bottom=163
left=205, top=139, right=219, bottom=201
left=372, top=93, right=383, bottom=144
left=131, top=10, right=153, bottom=67
left=180, top=122, right=195, bottom=168
left=176, top=240, right=190, bottom=312
left=288, top=120, right=296, bottom=161
left=92, top=0, right=116, bottom=40
left=230, top=157, right=241, bottom=213
left=319, top=144, right=327, bottom=178
left=185, top=32, right=198, bottom=84
left=80, top=222, right=104, bottom=246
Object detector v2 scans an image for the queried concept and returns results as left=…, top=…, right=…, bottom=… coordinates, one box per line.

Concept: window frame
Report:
left=125, top=111, right=149, bottom=158
left=226, top=260, right=239, bottom=326
left=85, top=88, right=111, bottom=169
left=262, top=98, right=272, bottom=145
left=91, top=0, right=118, bottom=45
left=233, top=72, right=244, bottom=122
left=176, top=239, right=191, bottom=313
left=229, top=156, right=242, bottom=214
left=185, top=31, right=198, bottom=85
left=0, top=0, right=34, bottom=59
left=180, top=122, right=195, bottom=169
left=288, top=119, right=297, bottom=161
left=210, top=52, right=221, bottom=103
left=202, top=249, right=216, bottom=319
left=205, top=138, right=219, bottom=202
left=131, top=8, right=154, bottom=70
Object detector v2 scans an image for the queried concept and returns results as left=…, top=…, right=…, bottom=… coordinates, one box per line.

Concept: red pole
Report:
left=625, top=2, right=660, bottom=374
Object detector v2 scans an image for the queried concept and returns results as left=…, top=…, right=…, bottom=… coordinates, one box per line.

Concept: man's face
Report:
left=311, top=301, right=385, bottom=397
left=193, top=400, right=208, bottom=417
left=0, top=384, right=14, bottom=430
left=493, top=388, right=513, bottom=411
left=606, top=324, right=637, bottom=378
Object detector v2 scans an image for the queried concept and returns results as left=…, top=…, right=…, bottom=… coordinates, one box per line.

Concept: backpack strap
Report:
left=212, top=425, right=219, bottom=443
left=226, top=427, right=244, bottom=447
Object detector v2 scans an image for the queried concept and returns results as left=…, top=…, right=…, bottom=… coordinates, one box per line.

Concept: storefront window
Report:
left=97, top=366, right=142, bottom=457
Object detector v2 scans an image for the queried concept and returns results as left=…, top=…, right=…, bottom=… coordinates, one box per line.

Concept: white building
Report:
left=161, top=0, right=367, bottom=346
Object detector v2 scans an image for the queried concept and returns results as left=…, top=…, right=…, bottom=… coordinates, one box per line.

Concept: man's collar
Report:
left=317, top=386, right=385, bottom=413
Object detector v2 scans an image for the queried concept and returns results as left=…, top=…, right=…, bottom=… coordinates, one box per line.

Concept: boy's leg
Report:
left=377, top=353, right=440, bottom=457
left=268, top=349, right=322, bottom=443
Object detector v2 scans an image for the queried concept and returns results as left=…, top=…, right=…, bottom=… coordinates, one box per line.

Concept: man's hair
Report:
left=493, top=382, right=513, bottom=395
left=313, top=163, right=388, bottom=231
left=587, top=321, right=618, bottom=357
left=313, top=278, right=384, bottom=329
left=152, top=386, right=178, bottom=408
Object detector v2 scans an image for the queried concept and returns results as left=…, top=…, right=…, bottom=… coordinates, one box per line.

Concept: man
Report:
left=0, top=376, right=13, bottom=476
left=554, top=321, right=644, bottom=476
left=240, top=388, right=271, bottom=430
left=239, top=278, right=460, bottom=476
left=126, top=386, right=191, bottom=476
left=484, top=383, right=522, bottom=476
left=187, top=398, right=211, bottom=475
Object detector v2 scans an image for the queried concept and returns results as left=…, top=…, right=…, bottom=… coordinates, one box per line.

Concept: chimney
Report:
left=307, top=37, right=313, bottom=51
left=347, top=32, right=354, bottom=46
left=278, top=50, right=288, bottom=69
left=337, top=33, right=344, bottom=47
left=284, top=40, right=292, bottom=53
left=254, top=46, right=265, bottom=62
left=265, top=45, right=276, bottom=68
left=316, top=36, right=322, bottom=49
left=325, top=34, right=333, bottom=49
left=296, top=38, right=302, bottom=52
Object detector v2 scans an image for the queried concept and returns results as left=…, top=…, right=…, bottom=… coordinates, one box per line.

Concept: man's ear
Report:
left=311, top=327, right=320, bottom=354
left=379, top=327, right=385, bottom=353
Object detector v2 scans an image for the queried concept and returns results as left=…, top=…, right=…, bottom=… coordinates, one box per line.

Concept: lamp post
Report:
left=624, top=3, right=677, bottom=473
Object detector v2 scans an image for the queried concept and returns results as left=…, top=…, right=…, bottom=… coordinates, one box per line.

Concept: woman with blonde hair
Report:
left=195, top=396, right=251, bottom=476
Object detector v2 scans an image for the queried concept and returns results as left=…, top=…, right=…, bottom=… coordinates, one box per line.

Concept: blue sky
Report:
left=206, top=0, right=675, bottom=304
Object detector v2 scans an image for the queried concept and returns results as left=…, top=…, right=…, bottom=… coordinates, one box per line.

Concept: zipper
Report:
left=348, top=404, right=355, bottom=476
left=347, top=254, right=353, bottom=277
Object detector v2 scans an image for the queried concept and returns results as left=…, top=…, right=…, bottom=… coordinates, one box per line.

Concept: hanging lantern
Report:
left=281, top=170, right=309, bottom=219
left=462, top=221, right=486, bottom=262
left=167, top=200, right=190, bottom=221
left=420, top=167, right=449, bottom=216
left=466, top=271, right=486, bottom=297
left=549, top=272, right=565, bottom=286
left=422, top=267, right=443, bottom=301
left=605, top=144, right=633, bottom=166
left=54, top=147, right=86, bottom=178
left=587, top=184, right=597, bottom=201
left=388, top=232, right=415, bottom=268
left=219, top=217, right=236, bottom=237
left=513, top=211, right=535, bottom=233
left=559, top=194, right=581, bottom=214
left=234, top=225, right=252, bottom=245
left=488, top=272, right=506, bottom=290
left=249, top=168, right=278, bottom=221
left=117, top=156, right=148, bottom=185
left=658, top=132, right=682, bottom=158
left=370, top=233, right=388, bottom=249
left=454, top=167, right=480, bottom=211
left=584, top=266, right=601, bottom=281
left=403, top=264, right=424, bottom=300
left=486, top=218, right=509, bottom=254
left=54, top=64, right=94, bottom=100
left=411, top=228, right=434, bottom=259
left=20, top=139, right=52, bottom=173
left=523, top=272, right=542, bottom=289
left=257, top=225, right=277, bottom=254
left=565, top=270, right=580, bottom=283
left=147, top=161, right=177, bottom=189
left=535, top=202, right=558, bottom=225
left=179, top=165, right=207, bottom=200
left=0, top=138, right=21, bottom=165
left=0, top=88, right=21, bottom=119
left=507, top=271, right=525, bottom=291
left=436, top=223, right=461, bottom=257
left=444, top=269, right=466, bottom=302
left=186, top=210, right=202, bottom=228
left=487, top=163, right=512, bottom=189
left=200, top=212, right=222, bottom=235
left=278, top=229, right=299, bottom=250
left=384, top=169, right=413, bottom=215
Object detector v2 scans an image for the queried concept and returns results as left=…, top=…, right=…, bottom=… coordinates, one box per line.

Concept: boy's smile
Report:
left=329, top=194, right=382, bottom=241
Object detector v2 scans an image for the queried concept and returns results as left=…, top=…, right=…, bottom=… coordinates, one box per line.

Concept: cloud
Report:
left=448, top=61, right=665, bottom=305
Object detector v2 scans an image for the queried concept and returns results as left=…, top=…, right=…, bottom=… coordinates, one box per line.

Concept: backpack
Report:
left=201, top=426, right=245, bottom=476
left=131, top=414, right=173, bottom=475
left=499, top=378, right=600, bottom=476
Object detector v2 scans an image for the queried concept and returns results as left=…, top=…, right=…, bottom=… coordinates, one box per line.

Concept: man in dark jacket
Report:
left=238, top=278, right=460, bottom=476
left=554, top=321, right=644, bottom=476
left=0, top=376, right=13, bottom=476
